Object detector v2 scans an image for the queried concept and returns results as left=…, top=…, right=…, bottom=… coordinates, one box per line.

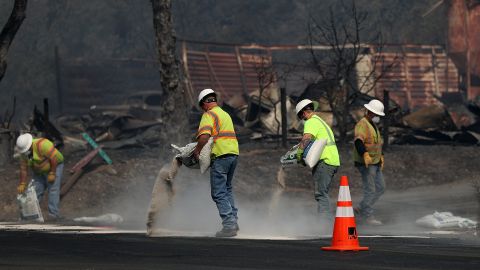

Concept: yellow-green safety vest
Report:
left=197, top=106, right=239, bottom=158
left=303, top=114, right=340, bottom=166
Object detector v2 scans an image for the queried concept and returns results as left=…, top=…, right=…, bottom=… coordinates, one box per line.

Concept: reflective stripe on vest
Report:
left=207, top=110, right=237, bottom=141
left=33, top=139, right=51, bottom=171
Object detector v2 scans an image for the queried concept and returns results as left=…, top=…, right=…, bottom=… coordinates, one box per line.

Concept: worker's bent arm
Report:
left=193, top=134, right=210, bottom=159
left=298, top=133, right=313, bottom=150
left=354, top=138, right=367, bottom=156
left=19, top=159, right=28, bottom=184
left=49, top=157, right=58, bottom=175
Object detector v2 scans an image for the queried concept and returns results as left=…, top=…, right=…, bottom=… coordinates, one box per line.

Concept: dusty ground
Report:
left=0, top=142, right=479, bottom=229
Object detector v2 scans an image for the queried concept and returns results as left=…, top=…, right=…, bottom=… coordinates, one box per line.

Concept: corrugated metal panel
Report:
left=374, top=47, right=459, bottom=110
left=184, top=47, right=273, bottom=105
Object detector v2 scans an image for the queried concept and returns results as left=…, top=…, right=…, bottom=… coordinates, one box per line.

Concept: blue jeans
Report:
left=33, top=163, right=64, bottom=218
left=210, top=155, right=238, bottom=229
left=312, top=161, right=338, bottom=215
left=356, top=164, right=385, bottom=218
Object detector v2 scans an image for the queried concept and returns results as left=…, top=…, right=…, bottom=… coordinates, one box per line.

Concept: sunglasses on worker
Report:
left=203, top=97, right=217, bottom=103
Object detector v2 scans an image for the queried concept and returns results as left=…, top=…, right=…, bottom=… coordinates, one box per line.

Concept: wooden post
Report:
left=383, top=90, right=390, bottom=152
left=402, top=47, right=413, bottom=109
left=463, top=0, right=472, bottom=100
left=234, top=46, right=249, bottom=100
left=181, top=41, right=196, bottom=107
left=431, top=46, right=440, bottom=96
left=280, top=87, right=288, bottom=148
left=43, top=98, right=49, bottom=139
left=54, top=46, right=63, bottom=113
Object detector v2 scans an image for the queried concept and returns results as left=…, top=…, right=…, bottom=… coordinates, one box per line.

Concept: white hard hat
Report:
left=16, top=133, right=33, bottom=154
left=364, top=99, right=385, bottom=116
left=198, top=88, right=216, bottom=104
left=295, top=99, right=314, bottom=116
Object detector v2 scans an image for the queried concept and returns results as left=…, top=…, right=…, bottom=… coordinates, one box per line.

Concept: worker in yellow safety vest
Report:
left=16, top=133, right=64, bottom=220
left=295, top=99, right=340, bottom=223
left=353, top=99, right=385, bottom=226
left=193, top=89, right=240, bottom=237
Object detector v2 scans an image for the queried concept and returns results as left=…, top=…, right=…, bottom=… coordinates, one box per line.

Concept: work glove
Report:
left=17, top=182, right=27, bottom=194
left=380, top=155, right=384, bottom=171
left=296, top=148, right=306, bottom=166
left=47, top=172, right=56, bottom=183
left=363, top=152, right=373, bottom=168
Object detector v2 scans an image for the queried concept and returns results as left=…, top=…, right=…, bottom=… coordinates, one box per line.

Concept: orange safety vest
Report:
left=27, top=138, right=63, bottom=174
left=353, top=117, right=383, bottom=164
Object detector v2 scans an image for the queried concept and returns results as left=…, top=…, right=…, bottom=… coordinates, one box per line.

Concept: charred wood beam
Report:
left=33, top=106, right=63, bottom=147
left=0, top=0, right=28, bottom=82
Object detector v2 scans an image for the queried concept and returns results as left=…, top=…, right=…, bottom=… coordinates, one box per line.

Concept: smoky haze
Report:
left=0, top=0, right=447, bottom=121
left=105, top=158, right=478, bottom=238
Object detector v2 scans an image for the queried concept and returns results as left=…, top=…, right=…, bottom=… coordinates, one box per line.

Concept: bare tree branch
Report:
left=0, top=0, right=28, bottom=82
left=306, top=0, right=399, bottom=143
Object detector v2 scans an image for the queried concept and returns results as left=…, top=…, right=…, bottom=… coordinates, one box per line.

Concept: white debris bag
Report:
left=198, top=138, right=214, bottom=174
left=17, top=181, right=44, bottom=222
left=303, top=139, right=327, bottom=168
left=280, top=144, right=299, bottom=166
left=415, top=211, right=477, bottom=229
left=280, top=139, right=327, bottom=169
left=171, top=138, right=213, bottom=174
left=73, top=213, right=124, bottom=225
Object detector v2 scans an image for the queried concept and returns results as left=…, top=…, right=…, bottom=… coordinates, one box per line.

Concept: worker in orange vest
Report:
left=16, top=133, right=64, bottom=220
left=353, top=99, right=385, bottom=226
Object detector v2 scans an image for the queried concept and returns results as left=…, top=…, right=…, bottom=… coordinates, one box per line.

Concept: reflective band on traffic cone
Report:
left=322, top=175, right=369, bottom=251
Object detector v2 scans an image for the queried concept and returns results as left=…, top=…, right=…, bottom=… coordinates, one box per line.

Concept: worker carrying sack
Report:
left=280, top=139, right=327, bottom=169
left=17, top=180, right=44, bottom=222
left=171, top=138, right=213, bottom=174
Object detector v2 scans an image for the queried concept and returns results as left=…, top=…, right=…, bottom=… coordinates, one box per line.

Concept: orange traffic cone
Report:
left=322, top=175, right=369, bottom=251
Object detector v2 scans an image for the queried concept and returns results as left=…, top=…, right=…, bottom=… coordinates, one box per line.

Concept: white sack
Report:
left=415, top=211, right=477, bottom=229
left=303, top=139, right=327, bottom=169
left=199, top=138, right=213, bottom=174
left=74, top=213, right=124, bottom=225
left=280, top=144, right=299, bottom=167
left=280, top=139, right=327, bottom=169
left=17, top=181, right=44, bottom=222
left=171, top=139, right=212, bottom=173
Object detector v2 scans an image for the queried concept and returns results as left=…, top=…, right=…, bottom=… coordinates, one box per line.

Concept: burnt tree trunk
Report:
left=0, top=0, right=27, bottom=82
left=150, top=0, right=188, bottom=145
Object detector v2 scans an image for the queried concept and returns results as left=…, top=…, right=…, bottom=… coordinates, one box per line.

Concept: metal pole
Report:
left=280, top=87, right=288, bottom=148
left=383, top=90, right=390, bottom=151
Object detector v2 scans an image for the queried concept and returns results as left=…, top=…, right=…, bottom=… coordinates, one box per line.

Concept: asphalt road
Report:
left=0, top=231, right=479, bottom=270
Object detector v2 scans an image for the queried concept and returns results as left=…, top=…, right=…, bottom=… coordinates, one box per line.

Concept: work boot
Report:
left=365, top=216, right=383, bottom=226
left=215, top=227, right=237, bottom=238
